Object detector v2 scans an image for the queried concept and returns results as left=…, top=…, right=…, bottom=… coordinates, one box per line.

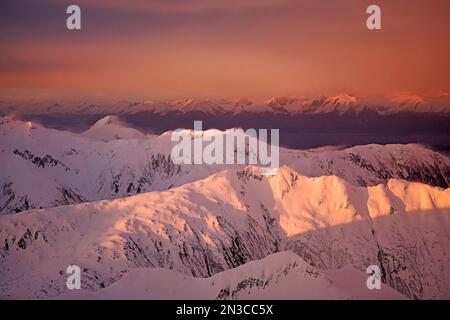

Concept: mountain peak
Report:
left=83, top=115, right=146, bottom=141
left=325, top=93, right=358, bottom=105
left=265, top=96, right=298, bottom=107
left=91, top=115, right=123, bottom=127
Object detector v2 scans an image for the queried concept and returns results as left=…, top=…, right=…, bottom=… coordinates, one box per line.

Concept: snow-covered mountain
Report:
left=0, top=166, right=449, bottom=299
left=58, top=251, right=404, bottom=300
left=1, top=116, right=448, bottom=300
left=1, top=116, right=448, bottom=216
left=82, top=115, right=147, bottom=141
left=283, top=144, right=450, bottom=188
left=262, top=93, right=450, bottom=115
left=0, top=116, right=205, bottom=215
left=2, top=94, right=448, bottom=152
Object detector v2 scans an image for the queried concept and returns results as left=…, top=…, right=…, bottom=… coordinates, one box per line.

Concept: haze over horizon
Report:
left=1, top=0, right=450, bottom=101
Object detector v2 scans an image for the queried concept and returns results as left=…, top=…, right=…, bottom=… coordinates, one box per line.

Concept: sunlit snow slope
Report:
left=1, top=116, right=448, bottom=215
left=1, top=166, right=448, bottom=299
left=58, top=252, right=404, bottom=300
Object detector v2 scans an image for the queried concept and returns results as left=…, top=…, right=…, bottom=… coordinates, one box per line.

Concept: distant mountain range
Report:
left=2, top=94, right=449, bottom=150
left=1, top=165, right=449, bottom=299
left=2, top=93, right=450, bottom=116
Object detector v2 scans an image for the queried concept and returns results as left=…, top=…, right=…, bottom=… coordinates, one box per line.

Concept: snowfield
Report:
left=1, top=116, right=448, bottom=215
left=0, top=166, right=449, bottom=299
left=0, top=115, right=449, bottom=300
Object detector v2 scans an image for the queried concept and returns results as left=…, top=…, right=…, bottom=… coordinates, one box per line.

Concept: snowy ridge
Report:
left=58, top=251, right=404, bottom=300
left=0, top=166, right=449, bottom=299
left=82, top=115, right=147, bottom=141
left=1, top=116, right=448, bottom=216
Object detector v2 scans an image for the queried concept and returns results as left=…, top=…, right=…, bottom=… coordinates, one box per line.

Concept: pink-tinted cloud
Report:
left=1, top=0, right=449, bottom=100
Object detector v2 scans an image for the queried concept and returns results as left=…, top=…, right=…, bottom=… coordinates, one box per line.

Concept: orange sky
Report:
left=1, top=0, right=449, bottom=100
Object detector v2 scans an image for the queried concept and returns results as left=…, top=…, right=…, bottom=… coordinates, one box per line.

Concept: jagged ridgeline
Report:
left=0, top=116, right=448, bottom=215
left=0, top=116, right=449, bottom=300
left=0, top=166, right=449, bottom=299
